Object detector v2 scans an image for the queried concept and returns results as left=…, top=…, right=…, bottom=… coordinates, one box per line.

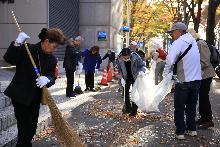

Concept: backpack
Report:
left=196, top=39, right=220, bottom=68
left=156, top=48, right=167, bottom=60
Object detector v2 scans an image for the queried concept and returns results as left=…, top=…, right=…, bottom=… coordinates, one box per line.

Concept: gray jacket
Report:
left=118, top=52, right=146, bottom=80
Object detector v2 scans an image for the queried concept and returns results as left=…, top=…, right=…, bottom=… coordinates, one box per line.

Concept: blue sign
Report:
left=97, top=31, right=107, bottom=41
left=137, top=42, right=144, bottom=47
left=122, top=26, right=130, bottom=32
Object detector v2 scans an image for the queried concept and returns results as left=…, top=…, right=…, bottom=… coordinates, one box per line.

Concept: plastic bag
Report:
left=131, top=72, right=174, bottom=112
left=76, top=62, right=83, bottom=74
left=150, top=60, right=156, bottom=79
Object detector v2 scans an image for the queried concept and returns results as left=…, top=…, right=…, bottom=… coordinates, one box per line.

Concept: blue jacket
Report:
left=82, top=49, right=102, bottom=72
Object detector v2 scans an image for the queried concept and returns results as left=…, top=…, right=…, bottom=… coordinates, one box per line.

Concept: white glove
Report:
left=138, top=71, right=145, bottom=77
left=15, top=32, right=30, bottom=44
left=95, top=69, right=99, bottom=75
left=36, top=76, right=50, bottom=88
left=121, top=78, right=126, bottom=87
left=76, top=62, right=83, bottom=74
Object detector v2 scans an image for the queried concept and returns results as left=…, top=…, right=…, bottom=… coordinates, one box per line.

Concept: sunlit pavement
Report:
left=32, top=76, right=220, bottom=147
left=1, top=66, right=220, bottom=147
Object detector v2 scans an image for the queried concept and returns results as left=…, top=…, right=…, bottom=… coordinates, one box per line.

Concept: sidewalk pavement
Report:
left=1, top=62, right=220, bottom=147
left=32, top=77, right=220, bottom=147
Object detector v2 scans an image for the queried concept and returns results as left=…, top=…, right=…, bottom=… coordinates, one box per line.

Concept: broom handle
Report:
left=123, top=86, right=125, bottom=102
left=11, top=11, right=40, bottom=78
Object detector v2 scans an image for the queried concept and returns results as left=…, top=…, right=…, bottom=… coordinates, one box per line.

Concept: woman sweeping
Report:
left=3, top=28, right=66, bottom=147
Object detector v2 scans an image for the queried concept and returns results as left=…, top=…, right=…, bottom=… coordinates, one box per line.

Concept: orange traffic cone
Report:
left=99, top=67, right=108, bottom=86
left=55, top=64, right=59, bottom=79
left=114, top=65, right=118, bottom=79
left=107, top=64, right=113, bottom=82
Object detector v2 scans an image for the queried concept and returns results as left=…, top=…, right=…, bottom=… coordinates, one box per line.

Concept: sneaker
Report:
left=196, top=118, right=205, bottom=125
left=176, top=134, right=185, bottom=140
left=198, top=121, right=214, bottom=129
left=185, top=131, right=197, bottom=136
left=84, top=88, right=90, bottom=91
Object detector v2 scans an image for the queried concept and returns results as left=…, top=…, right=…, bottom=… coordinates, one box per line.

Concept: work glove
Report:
left=15, top=32, right=30, bottom=44
left=76, top=62, right=83, bottom=74
left=95, top=69, right=99, bottom=75
left=138, top=71, right=145, bottom=77
left=36, top=76, right=50, bottom=88
left=121, top=78, right=126, bottom=87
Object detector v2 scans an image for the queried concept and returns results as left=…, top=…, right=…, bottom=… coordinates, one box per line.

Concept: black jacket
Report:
left=102, top=52, right=116, bottom=62
left=4, top=42, right=57, bottom=106
left=63, top=44, right=81, bottom=71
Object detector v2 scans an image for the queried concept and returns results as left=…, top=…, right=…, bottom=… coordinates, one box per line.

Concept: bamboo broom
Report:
left=11, top=11, right=83, bottom=147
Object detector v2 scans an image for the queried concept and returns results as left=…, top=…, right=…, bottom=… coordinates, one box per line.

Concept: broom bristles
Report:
left=43, top=88, right=84, bottom=147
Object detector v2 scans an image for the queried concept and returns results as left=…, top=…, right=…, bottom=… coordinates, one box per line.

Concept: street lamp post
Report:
left=126, top=0, right=130, bottom=47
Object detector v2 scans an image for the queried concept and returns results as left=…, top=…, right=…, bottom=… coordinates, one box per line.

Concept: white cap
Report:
left=75, top=36, right=84, bottom=41
left=130, top=41, right=137, bottom=46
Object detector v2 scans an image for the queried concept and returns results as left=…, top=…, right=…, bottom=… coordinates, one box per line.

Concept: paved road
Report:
left=32, top=77, right=220, bottom=147
left=1, top=61, right=219, bottom=147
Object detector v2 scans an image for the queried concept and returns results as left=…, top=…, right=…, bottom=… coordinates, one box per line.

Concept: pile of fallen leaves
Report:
left=33, top=127, right=54, bottom=141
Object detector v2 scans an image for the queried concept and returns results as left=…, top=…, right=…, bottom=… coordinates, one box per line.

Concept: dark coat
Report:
left=102, top=51, right=116, bottom=62
left=4, top=42, right=57, bottom=106
left=63, top=44, right=81, bottom=71
left=82, top=49, right=102, bottom=72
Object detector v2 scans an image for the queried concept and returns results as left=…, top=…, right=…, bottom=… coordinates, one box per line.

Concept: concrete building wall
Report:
left=49, top=0, right=79, bottom=60
left=0, top=0, right=123, bottom=61
left=79, top=0, right=123, bottom=58
left=0, top=0, right=48, bottom=60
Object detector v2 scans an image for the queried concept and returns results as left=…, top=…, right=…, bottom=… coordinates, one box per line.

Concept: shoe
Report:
left=185, top=131, right=197, bottom=136
left=198, top=121, right=214, bottom=129
left=122, top=108, right=131, bottom=114
left=90, top=88, right=96, bottom=92
left=176, top=134, right=185, bottom=140
left=66, top=93, right=76, bottom=98
left=196, top=118, right=205, bottom=125
left=84, top=88, right=90, bottom=91
left=122, top=105, right=131, bottom=114
left=129, top=112, right=137, bottom=117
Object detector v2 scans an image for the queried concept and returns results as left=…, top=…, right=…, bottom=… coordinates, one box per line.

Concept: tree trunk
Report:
left=189, top=0, right=203, bottom=32
left=206, top=0, right=219, bottom=45
left=194, top=0, right=202, bottom=32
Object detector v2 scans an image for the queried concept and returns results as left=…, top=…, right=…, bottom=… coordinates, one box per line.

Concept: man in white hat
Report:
left=164, top=22, right=202, bottom=140
left=129, top=41, right=138, bottom=52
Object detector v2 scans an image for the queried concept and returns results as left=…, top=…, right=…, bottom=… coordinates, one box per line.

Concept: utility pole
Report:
left=126, top=0, right=130, bottom=47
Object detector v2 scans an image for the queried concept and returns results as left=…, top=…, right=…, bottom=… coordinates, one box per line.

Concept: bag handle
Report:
left=173, top=44, right=192, bottom=75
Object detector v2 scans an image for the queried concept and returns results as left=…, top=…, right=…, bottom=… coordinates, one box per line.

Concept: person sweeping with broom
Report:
left=63, top=36, right=83, bottom=97
left=3, top=28, right=66, bottom=147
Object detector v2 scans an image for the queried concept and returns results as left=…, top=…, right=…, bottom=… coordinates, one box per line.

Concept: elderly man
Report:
left=163, top=22, right=201, bottom=140
left=129, top=41, right=138, bottom=52
left=63, top=36, right=84, bottom=97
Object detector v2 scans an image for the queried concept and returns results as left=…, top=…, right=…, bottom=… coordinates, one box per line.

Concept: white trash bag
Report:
left=76, top=62, right=83, bottom=75
left=131, top=72, right=174, bottom=112
left=150, top=60, right=156, bottom=79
